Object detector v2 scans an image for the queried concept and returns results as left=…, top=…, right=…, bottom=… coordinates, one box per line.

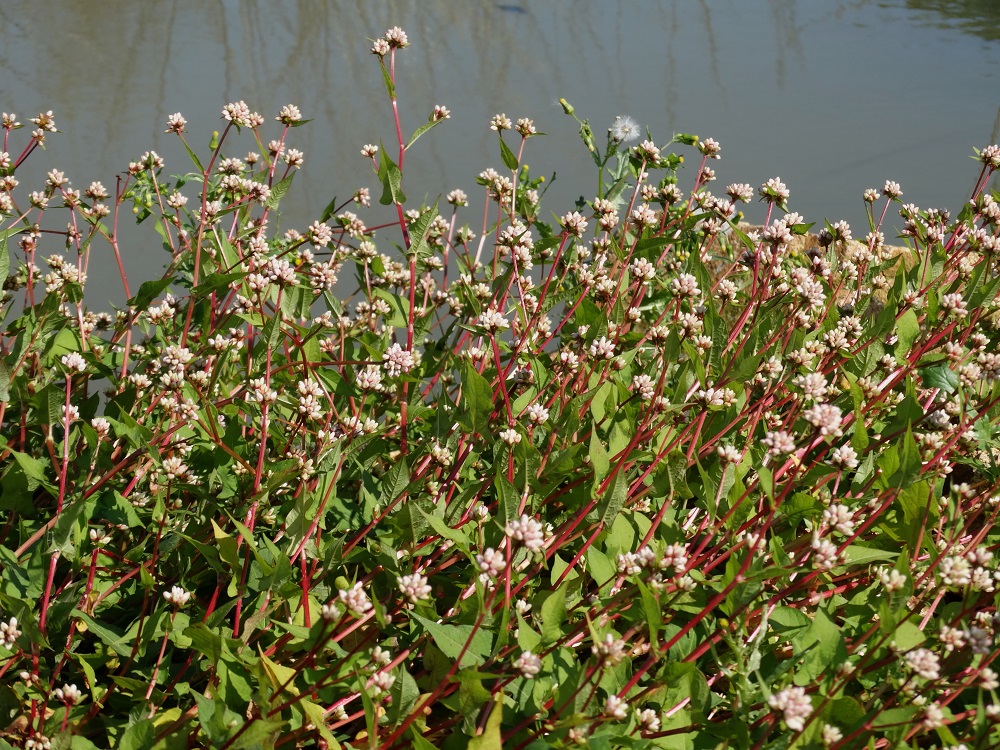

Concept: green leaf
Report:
left=406, top=119, right=443, bottom=151
left=895, top=308, right=919, bottom=361
left=408, top=731, right=438, bottom=750
left=791, top=606, right=844, bottom=682
left=495, top=473, right=520, bottom=527
left=319, top=195, right=339, bottom=223
left=920, top=363, right=958, bottom=394
left=387, top=668, right=420, bottom=728
left=192, top=272, right=244, bottom=296
left=297, top=700, right=339, bottom=748
left=9, top=450, right=54, bottom=493
left=661, top=663, right=710, bottom=713
left=828, top=695, right=865, bottom=728
left=499, top=136, right=519, bottom=171
left=379, top=61, right=395, bottom=100
left=893, top=621, right=925, bottom=650
left=117, top=719, right=154, bottom=750
left=665, top=450, right=692, bottom=499
left=413, top=503, right=470, bottom=550
left=260, top=310, right=284, bottom=350
left=770, top=605, right=811, bottom=631
left=870, top=705, right=919, bottom=728
left=0, top=228, right=10, bottom=284
left=459, top=360, right=494, bottom=436
left=128, top=277, right=174, bottom=312
left=215, top=229, right=240, bottom=270
left=379, top=457, right=411, bottom=508
left=841, top=545, right=897, bottom=567
left=378, top=145, right=406, bottom=206
left=72, top=610, right=132, bottom=657
left=467, top=692, right=504, bottom=750
left=890, top=428, right=921, bottom=488
left=589, top=380, right=614, bottom=423
left=410, top=613, right=491, bottom=668
left=259, top=651, right=299, bottom=695
left=757, top=465, right=774, bottom=501
left=184, top=622, right=224, bottom=663
left=536, top=584, right=568, bottom=645
left=587, top=468, right=628, bottom=527
left=372, top=288, right=409, bottom=328
left=212, top=519, right=242, bottom=580
left=265, top=174, right=294, bottom=210
left=406, top=199, right=441, bottom=260
left=181, top=139, right=205, bottom=172
left=589, top=428, right=610, bottom=486
left=637, top=581, right=661, bottom=648
left=0, top=358, right=9, bottom=403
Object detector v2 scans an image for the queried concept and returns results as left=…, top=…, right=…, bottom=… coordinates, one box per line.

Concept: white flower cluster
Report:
left=397, top=573, right=432, bottom=603
left=768, top=685, right=812, bottom=731
left=163, top=586, right=191, bottom=607
left=506, top=514, right=545, bottom=552
left=0, top=616, right=21, bottom=649
left=338, top=582, right=373, bottom=615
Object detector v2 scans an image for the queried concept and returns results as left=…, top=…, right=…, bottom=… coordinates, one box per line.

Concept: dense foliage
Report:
left=3, top=26, right=1000, bottom=750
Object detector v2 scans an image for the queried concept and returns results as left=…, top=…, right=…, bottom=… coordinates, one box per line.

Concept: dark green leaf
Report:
left=499, top=137, right=519, bottom=171
left=895, top=308, right=919, bottom=361
left=127, top=277, right=174, bottom=312
left=181, top=139, right=205, bottom=172
left=410, top=613, right=491, bottom=667
left=406, top=199, right=440, bottom=260
left=920, top=364, right=958, bottom=394
left=495, top=473, right=520, bottom=527
left=0, top=229, right=11, bottom=284
left=587, top=468, right=628, bottom=526
left=0, top=358, right=9, bottom=403
left=406, top=119, right=443, bottom=151
left=117, top=719, right=154, bottom=750
left=459, top=360, right=494, bottom=435
left=319, top=195, right=339, bottom=223
left=265, top=174, right=294, bottom=210
left=378, top=145, right=405, bottom=206
left=589, top=428, right=610, bottom=486
left=380, top=61, right=395, bottom=100
left=467, top=692, right=504, bottom=750
left=536, top=584, right=568, bottom=645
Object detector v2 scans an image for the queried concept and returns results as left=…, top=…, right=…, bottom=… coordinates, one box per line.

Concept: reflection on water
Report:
left=907, top=0, right=1000, bottom=41
left=0, top=0, right=998, bottom=306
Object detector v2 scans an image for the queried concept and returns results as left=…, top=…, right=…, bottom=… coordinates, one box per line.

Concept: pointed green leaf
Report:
left=128, top=277, right=174, bottom=312
left=265, top=174, right=294, bottom=210
left=410, top=613, right=491, bottom=667
left=0, top=229, right=10, bottom=285
left=406, top=119, right=443, bottom=151
left=181, top=139, right=205, bottom=172
left=378, top=145, right=405, bottom=206
left=379, top=61, right=395, bottom=100
left=587, top=468, right=628, bottom=526
left=459, top=360, right=494, bottom=435
left=537, top=584, right=568, bottom=645
left=895, top=308, right=919, bottom=361
left=467, top=692, right=504, bottom=750
left=380, top=456, right=410, bottom=506
left=499, top=136, right=519, bottom=171
left=495, top=473, right=520, bottom=527
left=117, top=719, right=154, bottom=750
left=406, top=199, right=440, bottom=259
left=589, top=428, right=610, bottom=486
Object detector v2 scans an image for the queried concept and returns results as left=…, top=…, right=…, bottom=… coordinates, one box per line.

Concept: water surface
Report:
left=1, top=0, right=998, bottom=306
